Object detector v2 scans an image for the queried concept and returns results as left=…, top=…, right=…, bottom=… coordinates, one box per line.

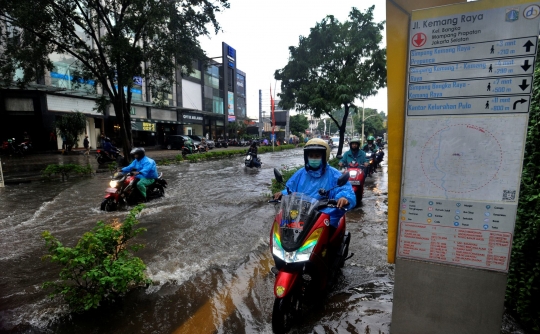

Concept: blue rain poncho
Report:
left=122, top=156, right=158, bottom=179
left=281, top=164, right=356, bottom=227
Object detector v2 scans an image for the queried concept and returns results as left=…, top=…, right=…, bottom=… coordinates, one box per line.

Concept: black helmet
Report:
left=130, top=147, right=145, bottom=160
left=105, top=137, right=111, bottom=142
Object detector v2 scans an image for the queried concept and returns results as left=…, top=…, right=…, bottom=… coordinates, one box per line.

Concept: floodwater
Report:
left=0, top=148, right=524, bottom=333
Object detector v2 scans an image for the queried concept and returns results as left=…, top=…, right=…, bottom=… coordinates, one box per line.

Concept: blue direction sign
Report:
left=408, top=96, right=530, bottom=116
left=409, top=76, right=532, bottom=100
left=409, top=56, right=535, bottom=82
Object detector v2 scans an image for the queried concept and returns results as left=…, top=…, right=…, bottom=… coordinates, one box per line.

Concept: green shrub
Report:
left=506, top=49, right=540, bottom=332
left=157, top=158, right=172, bottom=166
left=41, top=205, right=150, bottom=312
left=270, top=165, right=303, bottom=194
left=175, top=154, right=184, bottom=162
left=42, top=164, right=93, bottom=181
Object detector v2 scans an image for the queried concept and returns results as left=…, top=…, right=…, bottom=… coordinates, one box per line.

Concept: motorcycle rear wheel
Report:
left=272, top=292, right=298, bottom=333
left=97, top=156, right=105, bottom=165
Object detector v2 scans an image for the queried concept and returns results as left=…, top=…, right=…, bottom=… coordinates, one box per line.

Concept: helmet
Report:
left=304, top=138, right=330, bottom=171
left=130, top=147, right=145, bottom=160
left=105, top=137, right=111, bottom=142
left=367, top=136, right=375, bottom=141
left=349, top=138, right=360, bottom=151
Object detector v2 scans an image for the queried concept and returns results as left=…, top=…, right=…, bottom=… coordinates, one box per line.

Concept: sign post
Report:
left=0, top=158, right=4, bottom=187
left=391, top=1, right=539, bottom=333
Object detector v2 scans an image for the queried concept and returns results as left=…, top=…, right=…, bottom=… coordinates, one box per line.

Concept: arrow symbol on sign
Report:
left=513, top=98, right=527, bottom=110
left=523, top=40, right=534, bottom=52
left=519, top=79, right=530, bottom=91
left=521, top=60, right=532, bottom=71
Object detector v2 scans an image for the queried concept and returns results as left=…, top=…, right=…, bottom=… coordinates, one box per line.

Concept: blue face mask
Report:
left=308, top=158, right=322, bottom=169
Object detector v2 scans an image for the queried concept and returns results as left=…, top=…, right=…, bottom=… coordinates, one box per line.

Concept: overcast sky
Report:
left=198, top=0, right=387, bottom=119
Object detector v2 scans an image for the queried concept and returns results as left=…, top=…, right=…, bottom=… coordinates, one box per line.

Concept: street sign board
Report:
left=398, top=1, right=539, bottom=272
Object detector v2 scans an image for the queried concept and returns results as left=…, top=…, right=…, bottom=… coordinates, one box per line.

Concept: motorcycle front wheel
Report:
left=100, top=198, right=117, bottom=212
left=272, top=291, right=299, bottom=334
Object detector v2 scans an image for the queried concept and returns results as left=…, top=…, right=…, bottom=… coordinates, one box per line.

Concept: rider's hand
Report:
left=336, top=198, right=349, bottom=208
left=273, top=192, right=283, bottom=200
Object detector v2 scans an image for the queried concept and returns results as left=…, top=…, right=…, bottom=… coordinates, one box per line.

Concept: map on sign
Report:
left=402, top=115, right=527, bottom=202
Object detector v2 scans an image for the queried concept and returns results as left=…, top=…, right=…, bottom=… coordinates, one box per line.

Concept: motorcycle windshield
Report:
left=278, top=193, right=320, bottom=250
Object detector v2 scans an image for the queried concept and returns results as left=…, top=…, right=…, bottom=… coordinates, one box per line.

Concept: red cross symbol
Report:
left=412, top=32, right=427, bottom=47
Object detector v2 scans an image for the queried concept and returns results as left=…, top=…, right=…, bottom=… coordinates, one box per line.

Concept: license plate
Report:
left=349, top=181, right=360, bottom=185
left=106, top=188, right=117, bottom=193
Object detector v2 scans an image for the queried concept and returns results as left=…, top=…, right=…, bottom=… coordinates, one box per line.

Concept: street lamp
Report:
left=360, top=100, right=378, bottom=146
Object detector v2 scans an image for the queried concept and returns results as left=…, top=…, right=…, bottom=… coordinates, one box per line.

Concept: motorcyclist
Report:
left=199, top=138, right=208, bottom=152
left=273, top=138, right=356, bottom=228
left=183, top=136, right=194, bottom=153
left=247, top=142, right=261, bottom=167
left=339, top=138, right=368, bottom=168
left=103, top=137, right=118, bottom=159
left=362, top=136, right=379, bottom=172
left=121, top=148, right=158, bottom=201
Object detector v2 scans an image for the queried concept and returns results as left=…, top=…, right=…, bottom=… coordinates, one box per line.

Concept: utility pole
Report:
left=361, top=100, right=365, bottom=146
left=258, top=90, right=262, bottom=138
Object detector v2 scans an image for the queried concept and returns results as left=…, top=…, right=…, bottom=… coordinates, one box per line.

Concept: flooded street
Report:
left=1, top=147, right=391, bottom=333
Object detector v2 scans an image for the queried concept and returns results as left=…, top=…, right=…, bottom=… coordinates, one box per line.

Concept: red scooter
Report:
left=269, top=169, right=353, bottom=333
left=100, top=171, right=167, bottom=211
left=343, top=160, right=366, bottom=202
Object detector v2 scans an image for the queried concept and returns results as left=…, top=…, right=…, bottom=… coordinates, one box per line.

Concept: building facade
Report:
left=0, top=42, right=247, bottom=150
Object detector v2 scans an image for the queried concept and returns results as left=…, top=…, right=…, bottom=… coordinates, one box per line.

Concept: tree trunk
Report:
left=112, top=93, right=133, bottom=165
left=336, top=104, right=350, bottom=157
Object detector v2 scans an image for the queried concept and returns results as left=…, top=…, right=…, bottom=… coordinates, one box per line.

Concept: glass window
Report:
left=236, top=74, right=245, bottom=97
left=236, top=97, right=246, bottom=118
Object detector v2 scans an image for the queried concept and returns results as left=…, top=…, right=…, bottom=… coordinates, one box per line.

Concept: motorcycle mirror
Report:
left=336, top=155, right=343, bottom=159
left=337, top=172, right=350, bottom=187
left=318, top=188, right=327, bottom=196
left=273, top=168, right=284, bottom=184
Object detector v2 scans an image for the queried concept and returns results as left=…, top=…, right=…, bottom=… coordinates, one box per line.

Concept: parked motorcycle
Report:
left=244, top=152, right=261, bottom=168
left=269, top=169, right=353, bottom=333
left=215, top=138, right=229, bottom=148
left=95, top=148, right=123, bottom=165
left=1, top=138, right=24, bottom=156
left=100, top=171, right=167, bottom=211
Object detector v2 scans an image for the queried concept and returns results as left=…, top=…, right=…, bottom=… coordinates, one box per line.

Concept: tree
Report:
left=353, top=108, right=385, bottom=138
left=0, top=0, right=229, bottom=160
left=275, top=6, right=386, bottom=156
left=55, top=111, right=87, bottom=153
left=289, top=114, right=309, bottom=137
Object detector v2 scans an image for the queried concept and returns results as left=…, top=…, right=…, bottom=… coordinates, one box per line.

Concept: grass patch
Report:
left=42, top=164, right=93, bottom=181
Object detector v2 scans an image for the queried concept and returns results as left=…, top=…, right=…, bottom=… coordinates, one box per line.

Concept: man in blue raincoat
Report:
left=273, top=138, right=356, bottom=228
left=122, top=147, right=158, bottom=200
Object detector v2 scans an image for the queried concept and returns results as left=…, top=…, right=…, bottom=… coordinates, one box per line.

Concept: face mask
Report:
left=308, top=158, right=322, bottom=169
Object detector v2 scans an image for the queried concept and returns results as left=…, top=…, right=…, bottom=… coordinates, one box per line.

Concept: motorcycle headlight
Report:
left=295, top=228, right=323, bottom=262
left=109, top=180, right=118, bottom=188
left=272, top=222, right=285, bottom=260
left=349, top=170, right=358, bottom=178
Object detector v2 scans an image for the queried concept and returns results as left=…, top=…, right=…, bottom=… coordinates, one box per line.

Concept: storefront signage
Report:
left=132, top=121, right=156, bottom=132
left=182, top=113, right=203, bottom=123
left=397, top=2, right=539, bottom=272
left=227, top=45, right=236, bottom=68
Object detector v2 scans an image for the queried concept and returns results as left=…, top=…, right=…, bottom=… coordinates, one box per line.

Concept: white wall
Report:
left=181, top=79, right=202, bottom=111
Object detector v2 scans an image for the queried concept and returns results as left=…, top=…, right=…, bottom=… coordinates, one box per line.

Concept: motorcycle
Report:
left=100, top=171, right=167, bottom=211
left=364, top=151, right=377, bottom=176
left=244, top=152, right=261, bottom=168
left=215, top=138, right=228, bottom=148
left=95, top=148, right=123, bottom=165
left=269, top=169, right=353, bottom=333
left=342, top=160, right=366, bottom=202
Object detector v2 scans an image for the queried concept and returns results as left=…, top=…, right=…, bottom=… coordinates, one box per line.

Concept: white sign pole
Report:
left=392, top=1, right=540, bottom=333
